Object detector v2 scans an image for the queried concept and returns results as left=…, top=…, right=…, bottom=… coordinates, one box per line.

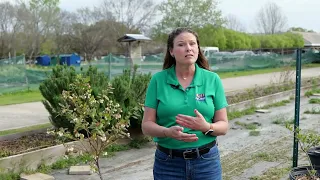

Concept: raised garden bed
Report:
left=0, top=133, right=61, bottom=158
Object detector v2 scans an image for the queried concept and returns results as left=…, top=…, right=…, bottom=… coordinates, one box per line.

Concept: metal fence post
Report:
left=108, top=54, right=111, bottom=80
left=293, top=48, right=302, bottom=168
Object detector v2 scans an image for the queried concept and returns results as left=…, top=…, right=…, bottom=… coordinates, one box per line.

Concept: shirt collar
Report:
left=166, top=63, right=203, bottom=87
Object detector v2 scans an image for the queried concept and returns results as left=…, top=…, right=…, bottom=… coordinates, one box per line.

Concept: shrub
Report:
left=111, top=65, right=151, bottom=128
left=48, top=74, right=129, bottom=180
left=39, top=65, right=110, bottom=132
left=39, top=65, right=77, bottom=131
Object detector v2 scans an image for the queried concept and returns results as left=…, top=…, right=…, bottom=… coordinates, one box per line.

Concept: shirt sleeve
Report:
left=213, top=74, right=228, bottom=111
left=144, top=75, right=158, bottom=109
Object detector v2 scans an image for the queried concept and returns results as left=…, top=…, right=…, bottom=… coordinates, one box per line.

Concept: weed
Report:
left=249, top=167, right=290, bottom=180
left=272, top=114, right=294, bottom=125
left=249, top=130, right=260, bottom=136
left=309, top=98, right=320, bottom=104
left=235, top=121, right=258, bottom=130
left=305, top=89, right=320, bottom=97
left=228, top=107, right=257, bottom=120
left=304, top=107, right=320, bottom=114
left=263, top=100, right=291, bottom=109
left=128, top=137, right=152, bottom=149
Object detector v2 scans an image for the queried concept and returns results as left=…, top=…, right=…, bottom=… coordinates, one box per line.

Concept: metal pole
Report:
left=293, top=48, right=302, bottom=168
left=108, top=54, right=111, bottom=80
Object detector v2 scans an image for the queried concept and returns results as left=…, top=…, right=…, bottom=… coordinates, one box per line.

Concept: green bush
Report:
left=111, top=65, right=151, bottom=128
left=39, top=65, right=109, bottom=133
left=40, top=64, right=151, bottom=132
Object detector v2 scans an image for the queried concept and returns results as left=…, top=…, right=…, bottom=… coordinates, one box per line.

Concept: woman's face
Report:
left=170, top=32, right=199, bottom=66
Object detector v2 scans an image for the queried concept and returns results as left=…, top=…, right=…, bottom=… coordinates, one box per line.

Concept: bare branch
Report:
left=256, top=2, right=287, bottom=34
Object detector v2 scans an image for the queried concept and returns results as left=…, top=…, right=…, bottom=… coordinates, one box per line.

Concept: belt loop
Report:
left=196, top=148, right=200, bottom=157
left=169, top=149, right=173, bottom=158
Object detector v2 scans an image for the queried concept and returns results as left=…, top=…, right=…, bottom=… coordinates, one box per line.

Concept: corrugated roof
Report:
left=294, top=32, right=320, bottom=46
left=117, top=34, right=152, bottom=42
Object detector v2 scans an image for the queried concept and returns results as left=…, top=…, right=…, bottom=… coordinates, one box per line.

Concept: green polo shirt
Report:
left=144, top=64, right=228, bottom=149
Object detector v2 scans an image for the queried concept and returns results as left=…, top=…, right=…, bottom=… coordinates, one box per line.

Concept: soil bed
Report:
left=0, top=133, right=62, bottom=158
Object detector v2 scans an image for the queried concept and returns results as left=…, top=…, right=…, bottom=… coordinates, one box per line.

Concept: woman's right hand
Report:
left=164, top=126, right=198, bottom=142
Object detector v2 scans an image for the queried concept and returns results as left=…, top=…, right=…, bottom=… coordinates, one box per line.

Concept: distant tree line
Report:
left=0, top=0, right=310, bottom=61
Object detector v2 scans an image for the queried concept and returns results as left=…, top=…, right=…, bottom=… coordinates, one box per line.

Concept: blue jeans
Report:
left=153, top=144, right=222, bottom=180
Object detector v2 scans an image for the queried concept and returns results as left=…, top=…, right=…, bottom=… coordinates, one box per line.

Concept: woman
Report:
left=141, top=27, right=229, bottom=180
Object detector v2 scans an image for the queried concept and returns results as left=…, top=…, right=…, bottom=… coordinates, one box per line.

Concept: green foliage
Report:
left=288, top=27, right=315, bottom=33
left=48, top=74, right=129, bottom=180
left=0, top=172, right=19, bottom=180
left=153, top=24, right=304, bottom=50
left=154, top=0, right=224, bottom=34
left=249, top=130, right=260, bottom=136
left=309, top=98, right=320, bottom=104
left=39, top=65, right=110, bottom=133
left=39, top=65, right=77, bottom=131
left=111, top=65, right=151, bottom=128
left=286, top=124, right=320, bottom=177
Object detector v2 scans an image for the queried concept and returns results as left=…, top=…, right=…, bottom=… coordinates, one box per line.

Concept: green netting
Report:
left=1, top=50, right=320, bottom=94
left=0, top=55, right=28, bottom=94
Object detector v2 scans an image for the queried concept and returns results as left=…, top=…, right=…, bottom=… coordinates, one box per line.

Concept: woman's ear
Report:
left=169, top=48, right=174, bottom=57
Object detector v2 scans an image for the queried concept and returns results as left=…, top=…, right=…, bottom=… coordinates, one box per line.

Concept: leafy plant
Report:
left=47, top=74, right=129, bottom=180
left=111, top=65, right=151, bottom=128
left=39, top=65, right=110, bottom=133
left=286, top=124, right=320, bottom=179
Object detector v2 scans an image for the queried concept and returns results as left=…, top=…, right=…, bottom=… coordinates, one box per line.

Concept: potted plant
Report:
left=286, top=124, right=320, bottom=180
left=308, top=146, right=320, bottom=167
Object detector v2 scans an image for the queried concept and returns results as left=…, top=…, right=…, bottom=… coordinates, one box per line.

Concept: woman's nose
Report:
left=186, top=45, right=192, bottom=51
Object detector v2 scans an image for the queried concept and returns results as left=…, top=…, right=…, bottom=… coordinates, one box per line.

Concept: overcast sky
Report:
left=3, top=0, right=318, bottom=32
left=58, top=0, right=319, bottom=33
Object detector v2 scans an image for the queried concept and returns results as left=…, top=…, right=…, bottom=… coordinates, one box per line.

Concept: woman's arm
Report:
left=141, top=107, right=167, bottom=137
left=208, top=108, right=229, bottom=136
left=142, top=107, right=198, bottom=142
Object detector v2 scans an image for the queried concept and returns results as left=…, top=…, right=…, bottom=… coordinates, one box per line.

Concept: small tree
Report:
left=286, top=124, right=320, bottom=179
left=48, top=74, right=129, bottom=180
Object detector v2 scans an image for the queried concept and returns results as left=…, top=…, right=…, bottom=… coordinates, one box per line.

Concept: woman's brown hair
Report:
left=162, top=27, right=210, bottom=70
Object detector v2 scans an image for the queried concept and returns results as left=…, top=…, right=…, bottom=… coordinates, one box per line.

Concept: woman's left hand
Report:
left=176, top=109, right=210, bottom=132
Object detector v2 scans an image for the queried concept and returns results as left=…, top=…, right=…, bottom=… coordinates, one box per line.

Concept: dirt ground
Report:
left=0, top=133, right=60, bottom=158
left=49, top=95, right=320, bottom=180
left=218, top=95, right=320, bottom=180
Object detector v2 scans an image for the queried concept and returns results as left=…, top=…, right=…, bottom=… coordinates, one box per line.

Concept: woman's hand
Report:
left=175, top=109, right=210, bottom=132
left=164, top=126, right=198, bottom=142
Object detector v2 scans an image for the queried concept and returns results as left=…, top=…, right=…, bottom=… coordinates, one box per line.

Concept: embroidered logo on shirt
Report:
left=196, top=94, right=205, bottom=101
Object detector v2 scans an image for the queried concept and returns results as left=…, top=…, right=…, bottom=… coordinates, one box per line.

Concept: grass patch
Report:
left=272, top=114, right=294, bottom=125
left=228, top=99, right=291, bottom=121
left=304, top=107, right=320, bottom=114
left=0, top=123, right=52, bottom=136
left=249, top=167, right=291, bottom=180
left=0, top=172, right=20, bottom=180
left=235, top=121, right=259, bottom=130
left=104, top=136, right=151, bottom=157
left=249, top=130, right=260, bottom=136
left=228, top=107, right=257, bottom=120
left=305, top=89, right=320, bottom=97
left=0, top=90, right=43, bottom=106
left=309, top=98, right=320, bottom=104
left=263, top=100, right=291, bottom=109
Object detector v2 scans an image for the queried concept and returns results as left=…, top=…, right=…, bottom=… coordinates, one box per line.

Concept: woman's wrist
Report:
left=201, top=122, right=211, bottom=132
left=163, top=128, right=168, bottom=137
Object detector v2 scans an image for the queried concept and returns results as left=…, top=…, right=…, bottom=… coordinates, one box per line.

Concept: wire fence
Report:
left=0, top=49, right=319, bottom=94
